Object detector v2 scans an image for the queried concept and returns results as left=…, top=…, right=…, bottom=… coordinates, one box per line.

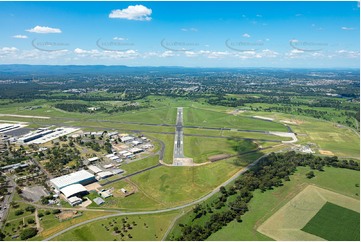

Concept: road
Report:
left=0, top=177, right=16, bottom=229
left=43, top=153, right=269, bottom=241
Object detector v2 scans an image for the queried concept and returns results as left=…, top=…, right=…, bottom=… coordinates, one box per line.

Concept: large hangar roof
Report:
left=50, top=170, right=94, bottom=190
left=60, top=184, right=87, bottom=198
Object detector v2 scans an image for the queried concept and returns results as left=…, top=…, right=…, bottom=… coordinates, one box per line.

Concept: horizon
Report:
left=0, top=1, right=359, bottom=68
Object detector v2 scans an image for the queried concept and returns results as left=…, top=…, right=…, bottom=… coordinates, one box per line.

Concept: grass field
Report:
left=204, top=166, right=360, bottom=241
left=183, top=107, right=288, bottom=132
left=183, top=137, right=237, bottom=163
left=53, top=211, right=180, bottom=241
left=302, top=202, right=360, bottom=241
left=120, top=155, right=159, bottom=174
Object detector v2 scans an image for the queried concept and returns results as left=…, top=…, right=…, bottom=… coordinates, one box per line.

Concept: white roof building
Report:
left=67, top=196, right=83, bottom=206
left=103, top=164, right=114, bottom=169
left=129, top=147, right=143, bottom=154
left=60, top=184, right=88, bottom=198
left=88, top=157, right=99, bottom=163
left=87, top=165, right=102, bottom=174
left=120, top=136, right=135, bottom=142
left=96, top=171, right=113, bottom=180
left=50, top=170, right=95, bottom=190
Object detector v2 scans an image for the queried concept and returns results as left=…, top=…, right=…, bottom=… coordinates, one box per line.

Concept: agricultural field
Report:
left=205, top=166, right=360, bottom=241
left=302, top=202, right=360, bottom=241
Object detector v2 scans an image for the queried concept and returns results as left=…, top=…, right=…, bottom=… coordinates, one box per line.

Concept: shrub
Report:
left=20, top=228, right=37, bottom=240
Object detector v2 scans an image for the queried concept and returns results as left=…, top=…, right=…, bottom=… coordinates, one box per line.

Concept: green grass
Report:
left=302, top=202, right=360, bottom=241
left=53, top=211, right=180, bottom=241
left=120, top=155, right=159, bottom=174
left=150, top=133, right=175, bottom=164
left=183, top=107, right=288, bottom=132
left=183, top=137, right=237, bottom=163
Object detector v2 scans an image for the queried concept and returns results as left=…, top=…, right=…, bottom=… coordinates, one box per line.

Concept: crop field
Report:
left=206, top=166, right=360, bottom=241
left=53, top=211, right=180, bottom=241
left=302, top=202, right=360, bottom=241
left=257, top=185, right=360, bottom=241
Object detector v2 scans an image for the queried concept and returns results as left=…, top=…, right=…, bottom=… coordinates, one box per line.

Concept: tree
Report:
left=306, top=171, right=315, bottom=179
left=27, top=218, right=35, bottom=224
left=20, top=228, right=37, bottom=240
left=15, top=209, right=24, bottom=216
left=25, top=206, right=35, bottom=213
left=113, top=226, right=119, bottom=233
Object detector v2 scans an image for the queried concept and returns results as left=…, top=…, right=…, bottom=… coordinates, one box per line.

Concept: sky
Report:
left=0, top=1, right=359, bottom=68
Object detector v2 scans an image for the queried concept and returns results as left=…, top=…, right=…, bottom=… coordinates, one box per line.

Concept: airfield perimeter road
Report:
left=43, top=153, right=271, bottom=241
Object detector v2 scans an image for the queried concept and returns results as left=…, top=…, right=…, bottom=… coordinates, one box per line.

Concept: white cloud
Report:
left=12, top=35, right=28, bottom=39
left=109, top=5, right=152, bottom=21
left=256, top=14, right=262, bottom=17
left=181, top=28, right=198, bottom=32
left=336, top=50, right=359, bottom=58
left=341, top=27, right=354, bottom=30
left=26, top=26, right=62, bottom=34
left=242, top=33, right=251, bottom=38
left=113, top=37, right=126, bottom=40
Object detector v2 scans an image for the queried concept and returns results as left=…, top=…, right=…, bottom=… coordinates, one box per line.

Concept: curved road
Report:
left=44, top=153, right=269, bottom=241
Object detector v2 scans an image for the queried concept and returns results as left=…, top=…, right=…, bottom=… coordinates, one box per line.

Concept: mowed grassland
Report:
left=183, top=107, right=288, bottom=132
left=302, top=202, right=360, bottom=241
left=94, top=157, right=246, bottom=211
left=243, top=110, right=360, bottom=159
left=53, top=211, right=180, bottom=241
left=183, top=137, right=237, bottom=163
left=206, top=166, right=360, bottom=241
left=120, top=155, right=159, bottom=174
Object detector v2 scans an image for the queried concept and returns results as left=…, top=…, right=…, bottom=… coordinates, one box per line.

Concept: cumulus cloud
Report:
left=341, top=27, right=354, bottom=30
left=242, top=33, right=251, bottom=38
left=26, top=26, right=62, bottom=34
left=12, top=35, right=28, bottom=39
left=109, top=5, right=152, bottom=21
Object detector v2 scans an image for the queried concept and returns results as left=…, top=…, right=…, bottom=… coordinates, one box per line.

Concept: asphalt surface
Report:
left=173, top=107, right=185, bottom=159
left=43, top=153, right=269, bottom=241
left=0, top=177, right=15, bottom=229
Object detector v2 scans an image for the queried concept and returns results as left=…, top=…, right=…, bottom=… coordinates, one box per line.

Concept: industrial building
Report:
left=60, top=184, right=89, bottom=198
left=87, top=165, right=102, bottom=174
left=50, top=170, right=96, bottom=190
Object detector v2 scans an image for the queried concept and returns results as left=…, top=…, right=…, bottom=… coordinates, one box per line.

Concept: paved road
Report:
left=0, top=177, right=16, bottom=229
left=43, top=153, right=269, bottom=241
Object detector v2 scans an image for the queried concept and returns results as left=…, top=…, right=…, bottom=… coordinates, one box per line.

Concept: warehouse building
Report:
left=50, top=170, right=96, bottom=190
left=60, top=184, right=89, bottom=198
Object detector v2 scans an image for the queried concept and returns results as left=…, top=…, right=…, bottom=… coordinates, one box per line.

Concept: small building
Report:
left=87, top=165, right=102, bottom=174
left=131, top=140, right=142, bottom=146
left=120, top=136, right=135, bottom=143
left=96, top=171, right=113, bottom=180
left=93, top=197, right=105, bottom=205
left=120, top=188, right=127, bottom=194
left=129, top=147, right=143, bottom=154
left=103, top=164, right=114, bottom=169
left=67, top=196, right=82, bottom=206
left=88, top=157, right=99, bottom=163
left=99, top=190, right=112, bottom=199
left=111, top=169, right=124, bottom=175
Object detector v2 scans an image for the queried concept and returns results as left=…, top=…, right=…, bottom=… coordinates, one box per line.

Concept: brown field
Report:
left=319, top=150, right=334, bottom=156
left=208, top=154, right=231, bottom=162
left=257, top=185, right=360, bottom=241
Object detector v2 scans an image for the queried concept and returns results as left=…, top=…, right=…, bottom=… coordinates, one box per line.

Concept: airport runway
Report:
left=173, top=107, right=185, bottom=159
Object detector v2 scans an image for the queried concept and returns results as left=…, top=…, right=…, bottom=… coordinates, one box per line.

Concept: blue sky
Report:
left=0, top=1, right=359, bottom=67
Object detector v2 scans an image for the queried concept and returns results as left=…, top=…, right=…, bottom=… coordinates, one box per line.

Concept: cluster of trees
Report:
left=174, top=151, right=359, bottom=241
left=54, top=103, right=94, bottom=113
left=20, top=228, right=37, bottom=240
